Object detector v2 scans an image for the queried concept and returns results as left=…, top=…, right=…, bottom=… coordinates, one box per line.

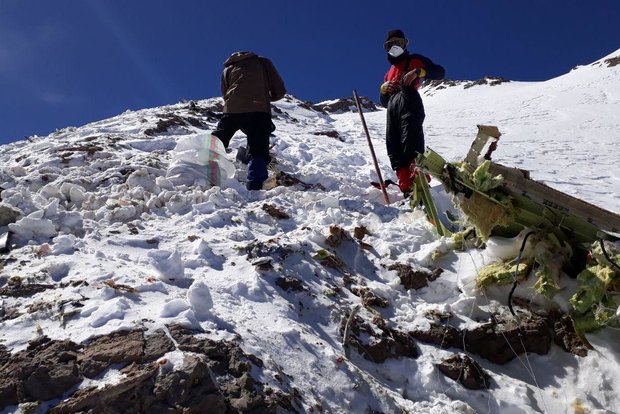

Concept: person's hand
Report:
left=380, top=81, right=397, bottom=95
left=402, top=68, right=426, bottom=86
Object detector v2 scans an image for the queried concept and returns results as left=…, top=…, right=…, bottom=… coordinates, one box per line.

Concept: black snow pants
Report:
left=213, top=112, right=275, bottom=188
left=386, top=88, right=426, bottom=170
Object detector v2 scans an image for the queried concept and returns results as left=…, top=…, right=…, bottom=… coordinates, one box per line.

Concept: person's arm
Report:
left=419, top=55, right=445, bottom=80
left=380, top=73, right=396, bottom=107
left=262, top=58, right=286, bottom=101
left=380, top=90, right=390, bottom=107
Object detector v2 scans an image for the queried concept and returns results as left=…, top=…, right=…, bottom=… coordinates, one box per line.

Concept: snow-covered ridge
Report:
left=1, top=50, right=620, bottom=413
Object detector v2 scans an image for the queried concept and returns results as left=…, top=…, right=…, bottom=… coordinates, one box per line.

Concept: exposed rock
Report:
left=49, top=363, right=160, bottom=414
left=0, top=326, right=300, bottom=413
left=58, top=144, right=103, bottom=156
left=464, top=76, right=510, bottom=89
left=350, top=287, right=389, bottom=308
left=341, top=315, right=419, bottom=363
left=187, top=100, right=223, bottom=118
left=0, top=282, right=55, bottom=298
left=167, top=324, right=299, bottom=413
left=245, top=238, right=294, bottom=262
left=353, top=225, right=371, bottom=240
left=0, top=304, right=20, bottom=321
left=144, top=113, right=210, bottom=136
left=0, top=345, right=10, bottom=365
left=551, top=313, right=590, bottom=357
left=78, top=329, right=145, bottom=378
left=275, top=276, right=305, bottom=292
left=312, top=97, right=378, bottom=113
left=252, top=256, right=274, bottom=271
left=605, top=56, right=620, bottom=67
left=325, top=225, right=350, bottom=248
left=0, top=205, right=20, bottom=227
left=436, top=353, right=491, bottom=390
left=143, top=329, right=176, bottom=362
left=312, top=130, right=343, bottom=141
left=150, top=355, right=225, bottom=413
left=424, top=309, right=454, bottom=323
left=466, top=316, right=551, bottom=364
left=262, top=203, right=291, bottom=219
left=388, top=263, right=442, bottom=290
left=274, top=171, right=326, bottom=191
left=0, top=337, right=81, bottom=406
left=411, top=313, right=552, bottom=365
left=422, top=79, right=464, bottom=90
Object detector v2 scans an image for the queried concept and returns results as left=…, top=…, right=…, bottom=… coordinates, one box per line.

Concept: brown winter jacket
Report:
left=221, top=52, right=286, bottom=114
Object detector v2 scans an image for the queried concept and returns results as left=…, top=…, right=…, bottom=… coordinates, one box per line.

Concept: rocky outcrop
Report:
left=411, top=310, right=588, bottom=365
left=311, top=96, right=378, bottom=113
left=0, top=326, right=301, bottom=413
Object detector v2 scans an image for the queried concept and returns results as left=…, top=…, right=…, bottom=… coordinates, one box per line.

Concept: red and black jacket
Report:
left=380, top=52, right=445, bottom=106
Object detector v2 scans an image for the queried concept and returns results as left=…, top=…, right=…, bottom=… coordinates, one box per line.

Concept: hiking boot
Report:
left=246, top=181, right=263, bottom=191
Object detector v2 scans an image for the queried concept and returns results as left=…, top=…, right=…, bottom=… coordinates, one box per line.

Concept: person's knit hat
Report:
left=385, top=29, right=406, bottom=42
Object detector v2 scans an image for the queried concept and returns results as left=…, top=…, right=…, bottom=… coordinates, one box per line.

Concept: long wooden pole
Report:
left=352, top=90, right=390, bottom=205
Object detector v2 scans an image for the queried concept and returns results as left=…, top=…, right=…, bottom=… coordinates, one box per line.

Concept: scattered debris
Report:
left=102, top=279, right=138, bottom=294
left=313, top=249, right=346, bottom=272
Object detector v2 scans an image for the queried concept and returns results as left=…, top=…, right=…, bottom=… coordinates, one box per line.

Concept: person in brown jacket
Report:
left=213, top=51, right=286, bottom=190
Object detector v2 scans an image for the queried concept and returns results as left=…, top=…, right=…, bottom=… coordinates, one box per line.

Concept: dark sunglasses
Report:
left=384, top=38, right=406, bottom=51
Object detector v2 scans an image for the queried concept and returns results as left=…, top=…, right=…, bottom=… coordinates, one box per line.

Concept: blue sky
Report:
left=1, top=0, right=619, bottom=144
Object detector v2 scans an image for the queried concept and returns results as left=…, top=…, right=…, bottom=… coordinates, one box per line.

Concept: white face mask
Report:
left=388, top=45, right=404, bottom=58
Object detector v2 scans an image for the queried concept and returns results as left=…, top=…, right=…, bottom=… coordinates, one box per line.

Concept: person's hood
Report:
left=224, top=51, right=257, bottom=67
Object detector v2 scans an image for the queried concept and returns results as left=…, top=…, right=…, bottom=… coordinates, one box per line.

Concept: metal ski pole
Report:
left=352, top=90, right=391, bottom=205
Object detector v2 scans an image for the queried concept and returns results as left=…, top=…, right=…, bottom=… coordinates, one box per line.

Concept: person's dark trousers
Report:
left=385, top=88, right=426, bottom=171
left=213, top=112, right=273, bottom=190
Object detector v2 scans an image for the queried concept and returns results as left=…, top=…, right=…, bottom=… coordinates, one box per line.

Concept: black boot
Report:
left=246, top=181, right=263, bottom=191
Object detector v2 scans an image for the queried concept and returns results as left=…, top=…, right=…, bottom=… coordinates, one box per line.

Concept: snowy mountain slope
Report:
left=0, top=50, right=619, bottom=413
left=412, top=48, right=620, bottom=214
